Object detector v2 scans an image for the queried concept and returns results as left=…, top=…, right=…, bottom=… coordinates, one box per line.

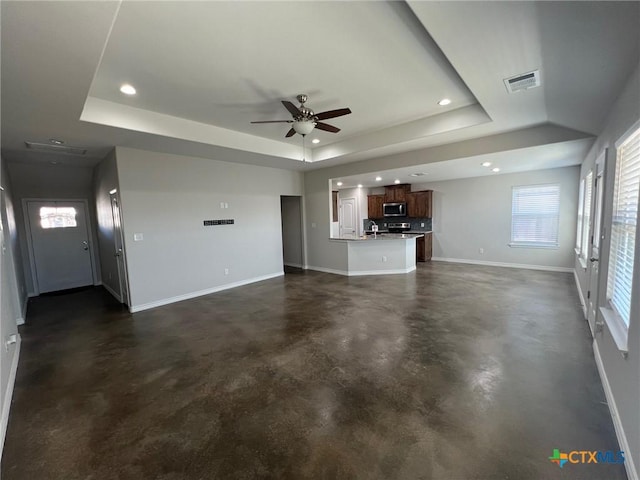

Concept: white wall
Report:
left=7, top=162, right=101, bottom=294
left=281, top=196, right=303, bottom=268
left=574, top=64, right=640, bottom=479
left=94, top=150, right=122, bottom=298
left=0, top=160, right=27, bottom=456
left=413, top=166, right=579, bottom=270
left=114, top=147, right=303, bottom=311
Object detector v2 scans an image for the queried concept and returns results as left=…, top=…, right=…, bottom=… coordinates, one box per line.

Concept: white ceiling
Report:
left=1, top=1, right=639, bottom=175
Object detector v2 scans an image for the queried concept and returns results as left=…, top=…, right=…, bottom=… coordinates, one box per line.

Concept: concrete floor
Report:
left=1, top=263, right=626, bottom=479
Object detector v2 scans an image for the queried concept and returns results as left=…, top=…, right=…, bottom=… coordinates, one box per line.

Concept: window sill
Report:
left=599, top=306, right=629, bottom=357
left=508, top=243, right=559, bottom=250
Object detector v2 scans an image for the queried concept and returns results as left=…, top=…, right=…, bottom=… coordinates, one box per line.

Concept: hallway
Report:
left=1, top=263, right=626, bottom=479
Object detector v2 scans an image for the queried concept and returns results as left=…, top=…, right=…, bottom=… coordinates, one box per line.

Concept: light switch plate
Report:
left=134, top=233, right=144, bottom=241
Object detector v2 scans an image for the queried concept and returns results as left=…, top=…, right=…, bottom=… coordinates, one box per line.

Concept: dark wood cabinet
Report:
left=384, top=184, right=410, bottom=203
left=367, top=195, right=385, bottom=219
left=406, top=190, right=432, bottom=218
left=416, top=232, right=432, bottom=262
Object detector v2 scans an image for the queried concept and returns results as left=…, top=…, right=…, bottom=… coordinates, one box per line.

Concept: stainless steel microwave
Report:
left=383, top=202, right=406, bottom=217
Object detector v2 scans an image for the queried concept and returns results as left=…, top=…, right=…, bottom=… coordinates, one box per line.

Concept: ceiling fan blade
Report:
left=282, top=101, right=300, bottom=117
left=315, top=108, right=351, bottom=121
left=285, top=128, right=296, bottom=138
left=316, top=122, right=340, bottom=133
left=250, top=120, right=292, bottom=124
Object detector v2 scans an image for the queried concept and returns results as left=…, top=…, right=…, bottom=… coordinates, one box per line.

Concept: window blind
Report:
left=581, top=171, right=593, bottom=257
left=607, top=125, right=640, bottom=326
left=511, top=184, right=560, bottom=247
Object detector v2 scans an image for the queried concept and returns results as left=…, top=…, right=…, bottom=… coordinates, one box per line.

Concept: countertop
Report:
left=330, top=233, right=425, bottom=242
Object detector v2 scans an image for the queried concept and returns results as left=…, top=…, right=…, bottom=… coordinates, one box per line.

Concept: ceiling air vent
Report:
left=503, top=70, right=541, bottom=93
left=25, top=141, right=87, bottom=155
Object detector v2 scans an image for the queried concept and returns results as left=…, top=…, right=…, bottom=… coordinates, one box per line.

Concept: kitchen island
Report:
left=328, top=233, right=423, bottom=276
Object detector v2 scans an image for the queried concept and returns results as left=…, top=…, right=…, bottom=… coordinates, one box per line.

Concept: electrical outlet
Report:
left=311, top=223, right=317, bottom=228
left=224, top=268, right=229, bottom=275
left=479, top=248, right=484, bottom=254
left=421, top=223, right=425, bottom=227
left=382, top=256, right=387, bottom=262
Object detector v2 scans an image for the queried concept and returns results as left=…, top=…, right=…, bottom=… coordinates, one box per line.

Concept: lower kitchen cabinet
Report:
left=416, top=232, right=432, bottom=262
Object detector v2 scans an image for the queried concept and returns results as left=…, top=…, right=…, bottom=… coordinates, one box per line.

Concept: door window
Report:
left=39, top=206, right=77, bottom=229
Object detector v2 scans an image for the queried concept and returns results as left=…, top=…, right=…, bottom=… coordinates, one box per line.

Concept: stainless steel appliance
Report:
left=387, top=222, right=411, bottom=233
left=383, top=202, right=406, bottom=217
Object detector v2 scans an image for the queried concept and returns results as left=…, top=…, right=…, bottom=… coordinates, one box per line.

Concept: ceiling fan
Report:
left=251, top=94, right=351, bottom=138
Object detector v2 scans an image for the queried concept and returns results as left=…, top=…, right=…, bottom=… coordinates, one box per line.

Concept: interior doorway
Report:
left=587, top=150, right=607, bottom=335
left=24, top=199, right=96, bottom=294
left=339, top=197, right=357, bottom=238
left=110, top=192, right=130, bottom=305
left=280, top=196, right=303, bottom=271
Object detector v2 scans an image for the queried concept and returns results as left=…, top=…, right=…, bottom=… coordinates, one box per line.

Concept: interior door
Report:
left=110, top=193, right=130, bottom=305
left=27, top=200, right=94, bottom=293
left=587, top=151, right=607, bottom=334
left=339, top=197, right=357, bottom=238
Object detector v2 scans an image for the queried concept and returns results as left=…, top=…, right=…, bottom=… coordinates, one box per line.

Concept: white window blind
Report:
left=511, top=184, right=560, bottom=247
left=576, top=179, right=585, bottom=251
left=607, top=124, right=640, bottom=327
left=581, top=171, right=593, bottom=258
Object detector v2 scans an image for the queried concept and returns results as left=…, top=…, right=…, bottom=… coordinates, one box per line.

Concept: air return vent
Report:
left=503, top=70, right=541, bottom=93
left=25, top=141, right=87, bottom=155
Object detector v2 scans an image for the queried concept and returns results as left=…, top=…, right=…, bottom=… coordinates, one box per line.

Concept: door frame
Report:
left=110, top=192, right=131, bottom=305
left=22, top=198, right=99, bottom=295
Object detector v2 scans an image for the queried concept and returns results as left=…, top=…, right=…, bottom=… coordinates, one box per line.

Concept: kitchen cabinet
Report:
left=384, top=184, right=410, bottom=202
left=416, top=232, right=432, bottom=262
left=407, top=190, right=432, bottom=218
left=367, top=195, right=385, bottom=219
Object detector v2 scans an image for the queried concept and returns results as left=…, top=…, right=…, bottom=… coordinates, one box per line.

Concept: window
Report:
left=510, top=184, right=560, bottom=248
left=606, top=123, right=640, bottom=329
left=581, top=171, right=593, bottom=259
left=40, top=206, right=77, bottom=229
left=576, top=178, right=585, bottom=251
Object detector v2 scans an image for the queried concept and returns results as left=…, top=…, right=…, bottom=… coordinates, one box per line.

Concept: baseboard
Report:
left=593, top=341, right=638, bottom=480
left=129, top=272, right=284, bottom=313
left=102, top=282, right=122, bottom=303
left=431, top=257, right=573, bottom=273
left=284, top=262, right=304, bottom=269
left=1, top=334, right=21, bottom=458
left=305, top=265, right=416, bottom=276
left=573, top=269, right=587, bottom=318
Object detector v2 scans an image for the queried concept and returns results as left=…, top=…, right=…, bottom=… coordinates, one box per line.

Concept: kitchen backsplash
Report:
left=364, top=217, right=432, bottom=231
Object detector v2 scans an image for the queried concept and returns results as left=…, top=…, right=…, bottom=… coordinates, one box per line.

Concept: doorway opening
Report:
left=280, top=196, right=303, bottom=273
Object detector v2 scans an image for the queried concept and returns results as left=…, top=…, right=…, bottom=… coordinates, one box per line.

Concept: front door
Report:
left=27, top=200, right=94, bottom=293
left=339, top=197, right=357, bottom=238
left=587, top=150, right=607, bottom=334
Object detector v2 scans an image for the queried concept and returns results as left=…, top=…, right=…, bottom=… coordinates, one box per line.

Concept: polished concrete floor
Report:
left=2, top=263, right=626, bottom=479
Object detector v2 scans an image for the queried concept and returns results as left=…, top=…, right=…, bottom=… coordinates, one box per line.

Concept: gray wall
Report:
left=281, top=196, right=303, bottom=268
left=574, top=64, right=639, bottom=477
left=413, top=166, right=579, bottom=270
left=115, top=147, right=303, bottom=311
left=7, top=162, right=101, bottom=294
left=93, top=150, right=121, bottom=297
left=0, top=160, right=27, bottom=454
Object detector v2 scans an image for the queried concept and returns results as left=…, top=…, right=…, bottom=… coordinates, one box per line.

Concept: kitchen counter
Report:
left=330, top=233, right=424, bottom=242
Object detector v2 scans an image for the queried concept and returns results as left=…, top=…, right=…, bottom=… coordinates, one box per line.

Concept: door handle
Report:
left=82, top=241, right=89, bottom=251
left=590, top=257, right=598, bottom=262
left=114, top=248, right=122, bottom=257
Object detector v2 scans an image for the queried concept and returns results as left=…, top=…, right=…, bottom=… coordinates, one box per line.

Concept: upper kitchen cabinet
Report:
left=406, top=190, right=432, bottom=218
left=367, top=195, right=385, bottom=219
left=384, top=184, right=411, bottom=202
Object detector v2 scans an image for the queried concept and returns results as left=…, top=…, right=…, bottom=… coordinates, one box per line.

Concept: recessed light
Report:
left=394, top=179, right=401, bottom=184
left=336, top=181, right=343, bottom=186
left=481, top=162, right=492, bottom=167
left=49, top=138, right=64, bottom=145
left=357, top=184, right=363, bottom=188
left=375, top=176, right=382, bottom=182
left=409, top=173, right=427, bottom=177
left=438, top=98, right=452, bottom=106
left=49, top=161, right=59, bottom=165
left=492, top=167, right=500, bottom=173
left=120, top=84, right=137, bottom=95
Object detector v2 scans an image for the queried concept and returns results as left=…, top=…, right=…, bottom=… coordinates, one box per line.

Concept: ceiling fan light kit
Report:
left=251, top=93, right=351, bottom=138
